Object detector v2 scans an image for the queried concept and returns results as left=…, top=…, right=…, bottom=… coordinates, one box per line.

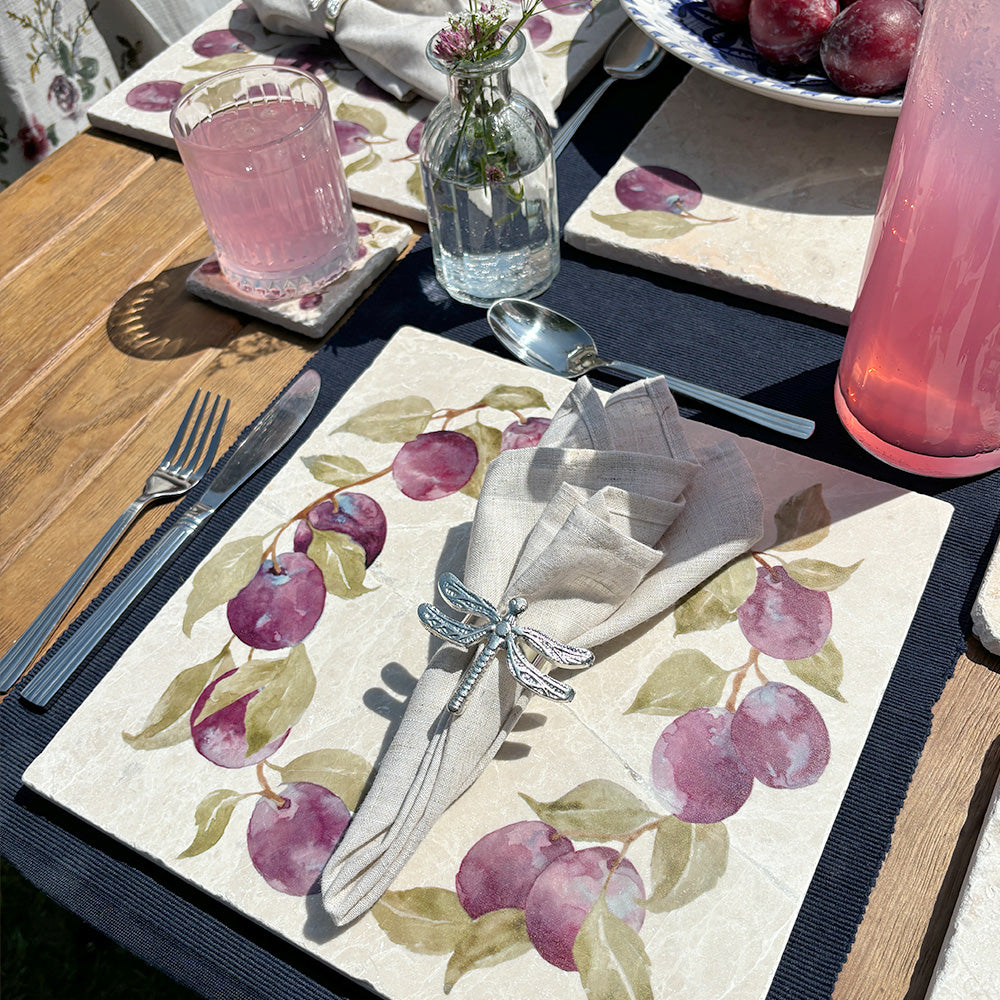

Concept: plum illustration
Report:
left=500, top=416, right=551, bottom=451
left=126, top=80, right=182, bottom=112
left=615, top=166, right=703, bottom=215
left=455, top=820, right=574, bottom=918
left=304, top=493, right=387, bottom=567
left=391, top=430, right=478, bottom=501
left=334, top=121, right=372, bottom=156
left=247, top=781, right=351, bottom=895
left=524, top=846, right=646, bottom=971
left=737, top=566, right=832, bottom=660
left=226, top=551, right=326, bottom=651
left=651, top=706, right=754, bottom=823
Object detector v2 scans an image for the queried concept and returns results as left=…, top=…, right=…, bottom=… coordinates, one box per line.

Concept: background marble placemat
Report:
left=87, top=0, right=627, bottom=223
left=564, top=70, right=896, bottom=323
left=23, top=327, right=951, bottom=1000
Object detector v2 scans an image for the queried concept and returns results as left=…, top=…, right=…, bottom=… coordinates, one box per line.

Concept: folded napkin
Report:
left=244, top=0, right=558, bottom=125
left=322, top=376, right=764, bottom=924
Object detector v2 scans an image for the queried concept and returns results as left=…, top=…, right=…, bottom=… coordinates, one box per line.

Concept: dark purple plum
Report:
left=405, top=121, right=424, bottom=155
left=456, top=820, right=573, bottom=918
left=126, top=80, right=182, bottom=112
left=525, top=15, right=553, bottom=45
left=500, top=416, right=551, bottom=452
left=524, top=846, right=645, bottom=972
left=707, top=0, right=750, bottom=22
left=615, top=166, right=703, bottom=215
left=247, top=782, right=351, bottom=895
left=737, top=566, right=832, bottom=661
left=651, top=706, right=753, bottom=823
left=732, top=682, right=831, bottom=788
left=190, top=668, right=290, bottom=768
left=820, top=0, right=920, bottom=96
left=191, top=29, right=251, bottom=56
left=748, top=0, right=839, bottom=66
left=391, top=430, right=478, bottom=501
left=226, top=551, right=326, bottom=651
left=293, top=519, right=313, bottom=553
left=307, top=492, right=387, bottom=567
left=334, top=120, right=371, bottom=156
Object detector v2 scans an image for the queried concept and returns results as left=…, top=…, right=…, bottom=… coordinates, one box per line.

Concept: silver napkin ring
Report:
left=418, top=573, right=595, bottom=716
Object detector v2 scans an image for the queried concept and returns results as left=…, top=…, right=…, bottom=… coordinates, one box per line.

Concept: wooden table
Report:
left=2, top=129, right=999, bottom=1000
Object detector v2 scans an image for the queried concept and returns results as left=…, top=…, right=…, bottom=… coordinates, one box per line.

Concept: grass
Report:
left=2, top=858, right=197, bottom=1000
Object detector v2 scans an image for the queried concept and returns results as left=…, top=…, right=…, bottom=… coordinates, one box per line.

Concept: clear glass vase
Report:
left=419, top=30, right=560, bottom=307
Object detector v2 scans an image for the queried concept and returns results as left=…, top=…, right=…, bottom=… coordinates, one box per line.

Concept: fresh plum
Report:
left=748, top=0, right=839, bottom=65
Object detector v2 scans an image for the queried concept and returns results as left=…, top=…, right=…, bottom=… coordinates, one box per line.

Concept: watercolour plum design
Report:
left=122, top=383, right=551, bottom=894
left=370, top=483, right=857, bottom=996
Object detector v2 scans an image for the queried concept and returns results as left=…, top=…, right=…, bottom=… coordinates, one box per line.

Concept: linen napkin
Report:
left=243, top=0, right=558, bottom=125
left=322, top=376, right=764, bottom=924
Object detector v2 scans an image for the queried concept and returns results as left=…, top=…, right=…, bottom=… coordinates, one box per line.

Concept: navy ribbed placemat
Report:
left=4, top=53, right=1000, bottom=1000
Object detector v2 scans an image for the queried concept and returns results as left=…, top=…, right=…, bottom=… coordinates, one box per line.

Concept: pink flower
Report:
left=433, top=25, right=475, bottom=62
left=17, top=117, right=50, bottom=163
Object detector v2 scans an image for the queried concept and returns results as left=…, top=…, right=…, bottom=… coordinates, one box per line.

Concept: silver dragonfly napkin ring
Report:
left=417, top=573, right=595, bottom=716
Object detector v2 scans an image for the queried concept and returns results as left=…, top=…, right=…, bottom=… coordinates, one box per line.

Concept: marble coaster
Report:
left=564, top=71, right=897, bottom=323
left=186, top=210, right=412, bottom=337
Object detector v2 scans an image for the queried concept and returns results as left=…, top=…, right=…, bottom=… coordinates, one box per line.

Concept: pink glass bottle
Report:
left=834, top=0, right=1000, bottom=477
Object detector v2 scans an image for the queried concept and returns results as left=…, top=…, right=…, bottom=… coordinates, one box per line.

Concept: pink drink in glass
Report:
left=834, top=0, right=1000, bottom=477
left=170, top=67, right=358, bottom=300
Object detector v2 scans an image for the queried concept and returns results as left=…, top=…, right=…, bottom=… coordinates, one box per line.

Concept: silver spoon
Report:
left=552, top=23, right=664, bottom=159
left=487, top=299, right=816, bottom=440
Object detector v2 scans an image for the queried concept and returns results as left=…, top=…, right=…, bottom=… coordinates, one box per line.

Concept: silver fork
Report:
left=0, top=390, right=230, bottom=693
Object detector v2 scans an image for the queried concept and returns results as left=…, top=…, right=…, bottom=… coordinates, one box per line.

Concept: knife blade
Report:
left=20, top=369, right=321, bottom=708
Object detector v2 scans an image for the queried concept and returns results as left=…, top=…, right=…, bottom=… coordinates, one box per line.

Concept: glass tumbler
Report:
left=834, top=0, right=1000, bottom=477
left=169, top=65, right=358, bottom=301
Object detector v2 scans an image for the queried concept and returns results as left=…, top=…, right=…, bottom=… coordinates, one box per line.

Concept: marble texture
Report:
left=186, top=209, right=412, bottom=337
left=926, top=776, right=1000, bottom=999
left=87, top=0, right=627, bottom=223
left=564, top=71, right=897, bottom=323
left=24, top=328, right=953, bottom=1000
left=971, top=537, right=1000, bottom=655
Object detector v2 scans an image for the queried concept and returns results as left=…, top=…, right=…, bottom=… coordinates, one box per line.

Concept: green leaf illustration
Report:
left=344, top=147, right=381, bottom=177
left=645, top=815, right=728, bottom=913
left=477, top=385, right=548, bottom=412
left=784, top=557, right=862, bottom=591
left=625, top=650, right=728, bottom=716
left=673, top=554, right=756, bottom=635
left=301, top=453, right=370, bottom=487
left=181, top=52, right=258, bottom=72
left=591, top=210, right=697, bottom=240
left=458, top=422, right=501, bottom=500
left=521, top=779, right=660, bottom=842
left=335, top=101, right=387, bottom=137
left=178, top=788, right=249, bottom=859
left=443, top=909, right=532, bottom=993
left=574, top=894, right=653, bottom=1000
left=336, top=396, right=435, bottom=442
left=786, top=636, right=846, bottom=702
left=372, top=887, right=471, bottom=955
left=307, top=528, right=375, bottom=599
left=183, top=534, right=266, bottom=636
left=773, top=484, right=830, bottom=551
left=122, top=647, right=235, bottom=750
left=242, top=645, right=317, bottom=757
left=540, top=39, right=576, bottom=58
left=269, top=748, right=371, bottom=811
left=407, top=164, right=426, bottom=204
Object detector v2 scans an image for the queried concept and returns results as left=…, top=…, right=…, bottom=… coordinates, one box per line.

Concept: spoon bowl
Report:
left=551, top=23, right=663, bottom=158
left=487, top=298, right=815, bottom=439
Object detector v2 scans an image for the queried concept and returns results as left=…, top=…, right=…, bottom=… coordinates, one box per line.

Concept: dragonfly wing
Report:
left=518, top=627, right=595, bottom=667
left=438, top=572, right=500, bottom=622
left=418, top=603, right=492, bottom=648
left=505, top=641, right=575, bottom=702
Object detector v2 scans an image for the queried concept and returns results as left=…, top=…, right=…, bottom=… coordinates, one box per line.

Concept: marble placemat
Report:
left=23, top=327, right=951, bottom=1000
left=87, top=0, right=627, bottom=223
left=186, top=209, right=413, bottom=337
left=564, top=70, right=897, bottom=324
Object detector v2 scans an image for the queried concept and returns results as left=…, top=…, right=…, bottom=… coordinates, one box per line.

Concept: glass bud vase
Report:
left=419, top=30, right=560, bottom=307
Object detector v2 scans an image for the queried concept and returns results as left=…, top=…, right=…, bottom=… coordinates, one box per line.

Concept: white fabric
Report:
left=0, top=0, right=224, bottom=188
left=321, top=376, right=764, bottom=924
left=244, top=0, right=557, bottom=124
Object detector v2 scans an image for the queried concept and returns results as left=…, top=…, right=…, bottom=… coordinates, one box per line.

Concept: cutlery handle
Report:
left=19, top=510, right=206, bottom=708
left=603, top=360, right=816, bottom=440
left=552, top=76, right=614, bottom=158
left=0, top=498, right=149, bottom=693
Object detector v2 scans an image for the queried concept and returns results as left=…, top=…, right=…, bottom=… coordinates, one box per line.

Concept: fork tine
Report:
left=181, top=394, right=223, bottom=475
left=195, top=398, right=230, bottom=478
left=173, top=392, right=211, bottom=471
left=160, top=390, right=201, bottom=468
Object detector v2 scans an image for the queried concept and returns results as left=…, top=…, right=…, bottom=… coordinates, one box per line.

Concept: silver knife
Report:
left=21, top=369, right=321, bottom=708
